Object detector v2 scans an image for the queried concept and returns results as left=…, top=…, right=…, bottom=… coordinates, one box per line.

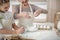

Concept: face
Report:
left=0, top=3, right=10, bottom=13
left=18, top=0, right=28, bottom=3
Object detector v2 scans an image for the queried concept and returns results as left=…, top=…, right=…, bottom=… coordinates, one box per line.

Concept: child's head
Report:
left=0, top=0, right=10, bottom=13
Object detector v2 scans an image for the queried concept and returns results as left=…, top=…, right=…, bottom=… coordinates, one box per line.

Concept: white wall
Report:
left=48, top=0, right=59, bottom=22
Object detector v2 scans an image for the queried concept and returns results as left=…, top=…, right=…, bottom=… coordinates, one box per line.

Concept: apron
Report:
left=15, top=4, right=34, bottom=29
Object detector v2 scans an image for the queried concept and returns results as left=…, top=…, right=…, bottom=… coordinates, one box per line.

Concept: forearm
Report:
left=34, top=9, right=41, bottom=17
left=0, top=29, right=16, bottom=34
left=12, top=23, right=19, bottom=30
left=41, top=9, right=48, bottom=13
left=34, top=9, right=48, bottom=17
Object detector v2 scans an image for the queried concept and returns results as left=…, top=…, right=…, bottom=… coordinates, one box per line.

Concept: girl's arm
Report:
left=0, top=29, right=16, bottom=34
left=12, top=23, right=19, bottom=30
left=12, top=23, right=25, bottom=33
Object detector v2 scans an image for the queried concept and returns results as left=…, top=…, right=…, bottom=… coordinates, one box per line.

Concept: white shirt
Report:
left=0, top=11, right=14, bottom=30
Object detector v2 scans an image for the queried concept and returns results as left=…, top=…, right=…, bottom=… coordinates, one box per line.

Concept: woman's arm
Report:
left=34, top=9, right=48, bottom=17
left=32, top=5, right=48, bottom=17
left=41, top=9, right=48, bottom=13
left=34, top=9, right=41, bottom=17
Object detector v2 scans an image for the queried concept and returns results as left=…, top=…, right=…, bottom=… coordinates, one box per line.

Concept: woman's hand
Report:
left=16, top=12, right=31, bottom=18
left=15, top=27, right=25, bottom=34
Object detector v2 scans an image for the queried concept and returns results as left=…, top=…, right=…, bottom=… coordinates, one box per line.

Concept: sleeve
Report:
left=32, top=5, right=46, bottom=13
left=12, top=5, right=19, bottom=19
left=32, top=5, right=41, bottom=12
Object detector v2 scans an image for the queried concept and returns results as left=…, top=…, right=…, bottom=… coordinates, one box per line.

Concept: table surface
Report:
left=0, top=23, right=60, bottom=40
left=20, top=30, right=60, bottom=40
left=0, top=30, right=60, bottom=40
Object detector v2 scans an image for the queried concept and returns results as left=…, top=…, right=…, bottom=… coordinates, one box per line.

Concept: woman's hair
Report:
left=0, top=0, right=10, bottom=5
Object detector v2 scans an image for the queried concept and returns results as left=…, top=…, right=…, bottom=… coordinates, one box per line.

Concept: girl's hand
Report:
left=15, top=27, right=25, bottom=34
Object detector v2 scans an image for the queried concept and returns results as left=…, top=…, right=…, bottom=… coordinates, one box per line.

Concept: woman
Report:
left=12, top=0, right=47, bottom=31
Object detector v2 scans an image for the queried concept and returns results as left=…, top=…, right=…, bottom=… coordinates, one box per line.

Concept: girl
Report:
left=0, top=0, right=24, bottom=34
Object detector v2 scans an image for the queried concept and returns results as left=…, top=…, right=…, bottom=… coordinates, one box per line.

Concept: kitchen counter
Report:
left=20, top=30, right=60, bottom=40
left=0, top=30, right=60, bottom=40
left=0, top=23, right=60, bottom=40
